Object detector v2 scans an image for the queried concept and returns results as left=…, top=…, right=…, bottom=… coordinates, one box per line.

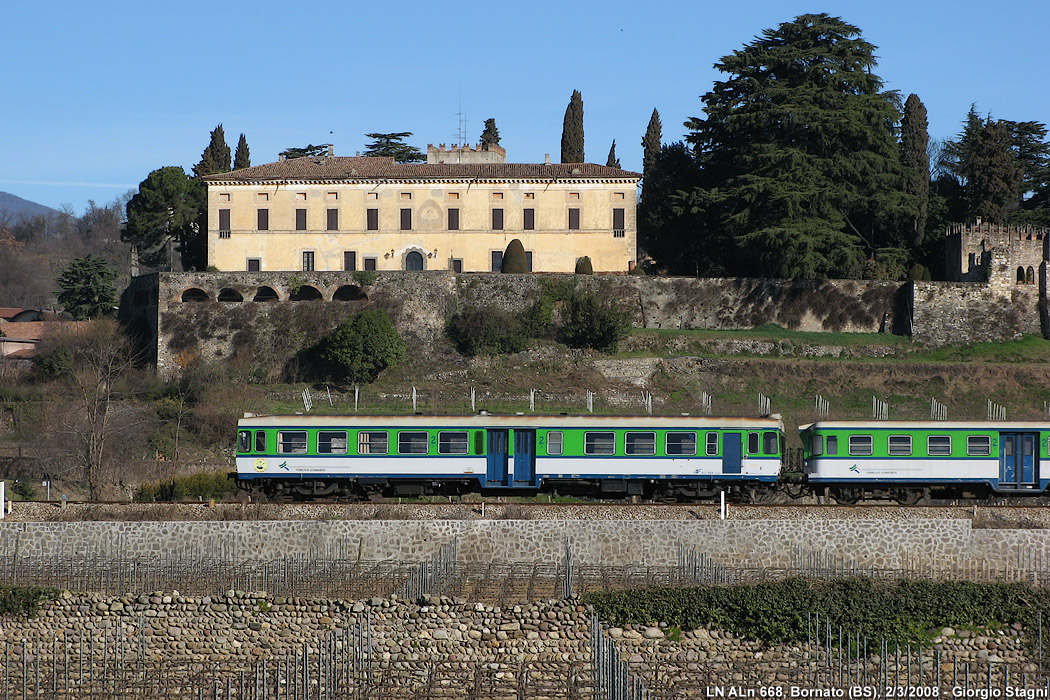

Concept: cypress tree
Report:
left=501, top=239, right=529, bottom=273
left=900, top=94, right=930, bottom=246
left=193, top=124, right=231, bottom=177
left=606, top=140, right=620, bottom=168
left=574, top=256, right=593, bottom=274
left=561, top=90, right=584, bottom=163
left=966, top=120, right=1022, bottom=223
left=480, top=119, right=500, bottom=150
left=641, top=108, right=662, bottom=178
left=234, top=133, right=251, bottom=170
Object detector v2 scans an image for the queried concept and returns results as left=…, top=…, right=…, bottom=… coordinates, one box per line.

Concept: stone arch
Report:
left=1017, top=267, right=1026, bottom=284
left=405, top=250, right=425, bottom=271
left=290, top=285, right=323, bottom=301
left=217, top=288, right=244, bottom=302
left=253, top=286, right=280, bottom=302
left=181, top=288, right=210, bottom=302
left=1027, top=266, right=1036, bottom=284
left=333, top=284, right=367, bottom=301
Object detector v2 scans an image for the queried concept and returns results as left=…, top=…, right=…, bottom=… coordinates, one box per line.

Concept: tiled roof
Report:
left=0, top=308, right=23, bottom=320
left=203, top=157, right=641, bottom=182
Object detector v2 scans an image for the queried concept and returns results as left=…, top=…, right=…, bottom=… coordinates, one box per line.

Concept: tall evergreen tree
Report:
left=193, top=124, right=231, bottom=177
left=965, top=120, right=1022, bottom=223
left=56, top=255, right=118, bottom=320
left=900, top=94, right=930, bottom=246
left=480, top=119, right=500, bottom=150
left=279, top=144, right=331, bottom=159
left=233, top=133, right=251, bottom=170
left=362, top=133, right=425, bottom=163
left=123, top=166, right=205, bottom=270
left=641, top=108, right=662, bottom=178
left=560, top=90, right=584, bottom=163
left=684, top=13, right=909, bottom=279
left=605, top=140, right=620, bottom=168
left=636, top=142, right=706, bottom=274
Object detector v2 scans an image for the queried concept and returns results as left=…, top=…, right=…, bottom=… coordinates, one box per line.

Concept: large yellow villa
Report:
left=203, top=144, right=640, bottom=274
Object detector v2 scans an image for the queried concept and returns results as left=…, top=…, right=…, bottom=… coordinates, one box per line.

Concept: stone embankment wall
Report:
left=3, top=519, right=1049, bottom=570
left=911, top=282, right=1043, bottom=346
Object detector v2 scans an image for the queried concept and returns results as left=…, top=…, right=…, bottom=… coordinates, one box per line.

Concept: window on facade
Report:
left=318, top=431, right=348, bottom=454
left=625, top=432, right=656, bottom=456
left=849, top=435, right=873, bottom=456
left=448, top=192, right=460, bottom=200
left=547, top=431, right=563, bottom=455
left=928, top=436, right=952, bottom=455
left=888, top=435, right=912, bottom=456
left=367, top=192, right=378, bottom=200
left=568, top=208, right=580, bottom=230
left=327, top=192, right=338, bottom=200
left=492, top=192, right=504, bottom=200
left=763, top=432, right=779, bottom=455
left=450, top=259, right=463, bottom=273
left=302, top=251, right=314, bottom=271
left=277, top=431, right=308, bottom=454
left=666, top=432, right=696, bottom=456
left=613, top=208, right=625, bottom=236
left=398, top=431, right=429, bottom=454
left=400, top=208, right=412, bottom=230
left=525, top=251, right=533, bottom=271
left=327, top=209, right=338, bottom=231
left=615, top=192, right=626, bottom=200
left=448, top=208, right=460, bottom=230
left=492, top=208, right=504, bottom=230
left=584, top=432, right=615, bottom=455
left=358, top=431, right=388, bottom=454
left=257, top=209, right=269, bottom=231
left=257, top=192, right=269, bottom=201
left=295, top=192, right=306, bottom=201
left=344, top=251, right=357, bottom=271
left=400, top=192, right=412, bottom=200
left=295, top=209, right=306, bottom=231
left=524, top=192, right=535, bottom=200
left=247, top=258, right=261, bottom=272
left=218, top=209, right=230, bottom=231
left=367, top=208, right=379, bottom=230
left=967, top=436, right=992, bottom=456
left=523, top=208, right=535, bottom=230
left=569, top=192, right=580, bottom=200
left=491, top=251, right=503, bottom=272
left=438, top=432, right=468, bottom=455
left=220, top=193, right=231, bottom=201
left=364, top=258, right=377, bottom=271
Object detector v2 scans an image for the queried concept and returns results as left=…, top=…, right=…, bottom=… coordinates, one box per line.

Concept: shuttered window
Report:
left=492, top=208, right=504, bottom=230
left=295, top=209, right=306, bottom=230
left=366, top=208, right=378, bottom=230
left=218, top=209, right=230, bottom=231
left=400, top=208, right=412, bottom=230
left=523, top=208, right=535, bottom=230
left=327, top=209, right=338, bottom=231
left=257, top=209, right=269, bottom=231
left=448, top=208, right=460, bottom=230
left=568, top=208, right=580, bottom=230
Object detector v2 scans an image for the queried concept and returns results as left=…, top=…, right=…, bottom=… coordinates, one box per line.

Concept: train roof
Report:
left=799, top=420, right=1050, bottom=431
left=239, top=413, right=785, bottom=430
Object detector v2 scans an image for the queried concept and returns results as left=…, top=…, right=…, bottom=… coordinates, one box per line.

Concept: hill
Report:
left=0, top=192, right=63, bottom=222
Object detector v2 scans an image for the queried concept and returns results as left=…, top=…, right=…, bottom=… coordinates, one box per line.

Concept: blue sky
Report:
left=2, top=0, right=1048, bottom=215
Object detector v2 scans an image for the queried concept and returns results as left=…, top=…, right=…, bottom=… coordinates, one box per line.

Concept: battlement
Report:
left=945, top=220, right=1050, bottom=283
left=426, top=143, right=507, bottom=164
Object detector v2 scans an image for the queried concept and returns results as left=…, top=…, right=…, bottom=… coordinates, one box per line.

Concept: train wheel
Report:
left=832, top=488, right=861, bottom=505
left=895, top=489, right=923, bottom=506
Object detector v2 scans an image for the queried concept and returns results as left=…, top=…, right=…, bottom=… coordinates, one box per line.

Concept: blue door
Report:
left=486, top=430, right=510, bottom=487
left=999, top=433, right=1037, bottom=489
left=513, top=430, right=537, bottom=487
left=1000, top=434, right=1018, bottom=487
left=1021, top=434, right=1037, bottom=486
left=723, top=433, right=742, bottom=474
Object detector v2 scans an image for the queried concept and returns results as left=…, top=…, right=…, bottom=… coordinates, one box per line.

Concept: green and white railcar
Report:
left=236, top=413, right=784, bottom=499
left=800, top=420, right=1050, bottom=502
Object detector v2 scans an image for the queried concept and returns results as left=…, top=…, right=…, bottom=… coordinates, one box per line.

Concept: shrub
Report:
left=321, top=308, right=406, bottom=383
left=518, top=296, right=554, bottom=339
left=0, top=585, right=58, bottom=616
left=352, top=270, right=378, bottom=286
left=560, top=290, right=629, bottom=351
left=135, top=470, right=238, bottom=502
left=629, top=265, right=647, bottom=276
left=574, top=256, right=593, bottom=274
left=501, top=239, right=529, bottom=273
left=446, top=307, right=528, bottom=356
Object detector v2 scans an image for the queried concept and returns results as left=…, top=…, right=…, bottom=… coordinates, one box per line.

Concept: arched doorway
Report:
left=405, top=251, right=424, bottom=271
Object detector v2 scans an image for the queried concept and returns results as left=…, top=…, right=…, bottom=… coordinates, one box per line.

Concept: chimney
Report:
left=544, top=154, right=551, bottom=164
left=327, top=144, right=334, bottom=157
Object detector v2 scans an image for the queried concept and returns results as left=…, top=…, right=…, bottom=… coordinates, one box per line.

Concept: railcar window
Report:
left=238, top=431, right=251, bottom=453
left=1025, top=436, right=1034, bottom=456
left=747, top=432, right=759, bottom=454
left=277, top=431, right=308, bottom=454
left=848, top=435, right=873, bottom=456
left=399, top=431, right=429, bottom=454
left=625, top=432, right=656, bottom=456
left=255, top=431, right=266, bottom=452
left=927, top=436, right=951, bottom=456
left=439, top=432, right=469, bottom=455
left=762, top=432, right=778, bottom=455
left=967, top=436, right=991, bottom=456
left=705, top=432, right=717, bottom=456
left=888, top=435, right=912, bottom=456
left=584, top=432, right=615, bottom=455
left=358, top=431, right=388, bottom=455
left=811, top=435, right=824, bottom=456
left=667, top=432, right=697, bottom=456
left=318, top=431, right=348, bottom=454
left=547, top=432, right=563, bottom=456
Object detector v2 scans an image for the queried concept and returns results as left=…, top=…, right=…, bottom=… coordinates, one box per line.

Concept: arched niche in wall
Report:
left=290, top=285, right=322, bottom=301
left=217, top=288, right=244, bottom=302
left=181, top=288, right=210, bottom=302
left=253, top=286, right=280, bottom=302
left=333, top=285, right=367, bottom=301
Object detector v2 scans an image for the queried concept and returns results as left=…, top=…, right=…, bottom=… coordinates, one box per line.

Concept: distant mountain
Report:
left=0, top=192, right=63, bottom=222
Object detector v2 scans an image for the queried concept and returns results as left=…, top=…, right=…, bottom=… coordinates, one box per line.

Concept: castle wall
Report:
left=911, top=281, right=1043, bottom=346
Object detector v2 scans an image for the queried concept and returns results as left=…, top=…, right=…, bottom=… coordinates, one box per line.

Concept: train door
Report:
left=1000, top=433, right=1038, bottom=489
left=486, top=430, right=510, bottom=487
left=513, top=430, right=538, bottom=487
left=723, top=433, right=742, bottom=474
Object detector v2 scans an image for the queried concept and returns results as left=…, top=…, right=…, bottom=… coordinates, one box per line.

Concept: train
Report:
left=234, top=413, right=1050, bottom=503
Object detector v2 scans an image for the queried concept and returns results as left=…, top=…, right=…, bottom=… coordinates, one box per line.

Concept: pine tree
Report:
left=234, top=133, right=251, bottom=170
left=641, top=109, right=662, bottom=178
left=193, top=124, right=231, bottom=177
left=606, top=140, right=620, bottom=168
left=560, top=90, right=584, bottom=163
left=900, top=94, right=930, bottom=246
left=966, top=120, right=1022, bottom=223
left=480, top=119, right=500, bottom=150
left=56, top=255, right=118, bottom=320
left=362, top=133, right=425, bottom=163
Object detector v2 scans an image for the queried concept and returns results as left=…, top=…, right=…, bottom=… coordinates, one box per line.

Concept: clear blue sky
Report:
left=2, top=0, right=1048, bottom=215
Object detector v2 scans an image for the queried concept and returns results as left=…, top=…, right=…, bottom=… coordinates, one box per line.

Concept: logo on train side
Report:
left=850, top=465, right=860, bottom=473
left=253, top=458, right=267, bottom=472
